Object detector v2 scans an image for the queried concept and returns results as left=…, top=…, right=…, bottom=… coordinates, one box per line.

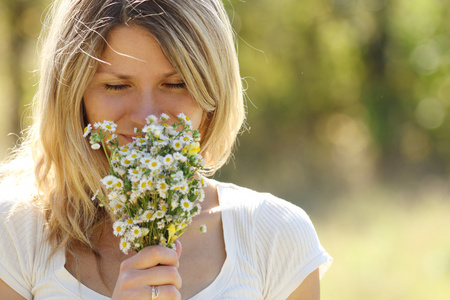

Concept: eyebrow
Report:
left=96, top=67, right=179, bottom=79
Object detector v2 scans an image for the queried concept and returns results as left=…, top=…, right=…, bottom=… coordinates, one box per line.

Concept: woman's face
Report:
left=83, top=25, right=203, bottom=145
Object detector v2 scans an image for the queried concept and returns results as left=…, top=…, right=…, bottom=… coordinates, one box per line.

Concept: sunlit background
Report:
left=1, top=0, right=449, bottom=299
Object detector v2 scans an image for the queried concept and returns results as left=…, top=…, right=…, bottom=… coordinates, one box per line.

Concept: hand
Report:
left=112, top=240, right=183, bottom=300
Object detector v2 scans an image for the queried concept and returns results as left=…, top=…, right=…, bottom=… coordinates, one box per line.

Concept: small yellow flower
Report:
left=167, top=224, right=177, bottom=243
left=185, top=142, right=200, bottom=156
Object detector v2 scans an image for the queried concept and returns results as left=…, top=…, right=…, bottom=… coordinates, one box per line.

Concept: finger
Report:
left=174, top=240, right=182, bottom=259
left=113, top=284, right=181, bottom=300
left=119, top=266, right=182, bottom=290
left=147, top=284, right=181, bottom=300
left=138, top=266, right=182, bottom=289
left=121, top=245, right=179, bottom=271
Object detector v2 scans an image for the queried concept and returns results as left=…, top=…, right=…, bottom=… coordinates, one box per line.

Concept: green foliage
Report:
left=216, top=0, right=450, bottom=202
left=1, top=0, right=450, bottom=297
left=318, top=184, right=450, bottom=299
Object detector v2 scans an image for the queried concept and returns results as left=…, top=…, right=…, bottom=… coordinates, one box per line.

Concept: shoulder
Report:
left=0, top=174, right=42, bottom=226
left=0, top=187, right=45, bottom=251
left=215, top=180, right=313, bottom=233
left=0, top=180, right=47, bottom=300
left=0, top=175, right=47, bottom=260
left=215, top=180, right=332, bottom=295
left=215, top=180, right=323, bottom=261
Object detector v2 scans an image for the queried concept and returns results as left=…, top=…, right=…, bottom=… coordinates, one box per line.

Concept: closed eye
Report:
left=165, top=82, right=186, bottom=90
left=105, top=84, right=129, bottom=91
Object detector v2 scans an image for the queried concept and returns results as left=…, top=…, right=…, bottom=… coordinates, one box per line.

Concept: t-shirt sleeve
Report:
left=254, top=194, right=332, bottom=300
left=0, top=199, right=39, bottom=300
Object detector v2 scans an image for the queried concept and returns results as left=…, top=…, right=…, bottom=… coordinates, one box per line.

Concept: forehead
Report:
left=96, top=25, right=176, bottom=75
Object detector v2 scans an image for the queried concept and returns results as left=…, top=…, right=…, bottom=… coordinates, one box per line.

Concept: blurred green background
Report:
left=1, top=0, right=450, bottom=298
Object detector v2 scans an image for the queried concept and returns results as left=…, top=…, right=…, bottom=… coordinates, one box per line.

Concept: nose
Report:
left=128, top=90, right=162, bottom=127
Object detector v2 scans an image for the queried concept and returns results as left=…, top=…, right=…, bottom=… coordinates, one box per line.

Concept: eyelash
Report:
left=105, top=84, right=129, bottom=91
left=166, top=83, right=186, bottom=89
left=104, top=83, right=186, bottom=91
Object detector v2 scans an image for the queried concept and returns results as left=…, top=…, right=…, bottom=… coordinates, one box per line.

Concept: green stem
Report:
left=101, top=139, right=111, bottom=165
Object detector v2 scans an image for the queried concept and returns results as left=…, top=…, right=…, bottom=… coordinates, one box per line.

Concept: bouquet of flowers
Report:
left=84, top=113, right=207, bottom=254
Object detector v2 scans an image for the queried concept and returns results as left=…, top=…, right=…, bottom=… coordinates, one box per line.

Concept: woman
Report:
left=0, top=0, right=332, bottom=299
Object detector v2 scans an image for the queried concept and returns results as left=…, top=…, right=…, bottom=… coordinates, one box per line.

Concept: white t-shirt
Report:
left=0, top=181, right=332, bottom=299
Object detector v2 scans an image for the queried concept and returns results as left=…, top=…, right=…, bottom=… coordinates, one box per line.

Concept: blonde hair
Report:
left=6, top=0, right=245, bottom=259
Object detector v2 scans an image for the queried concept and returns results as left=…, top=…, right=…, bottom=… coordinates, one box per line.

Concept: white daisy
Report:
left=128, top=168, right=143, bottom=182
left=182, top=134, right=192, bottom=143
left=147, top=202, right=157, bottom=210
left=106, top=134, right=117, bottom=144
left=178, top=181, right=189, bottom=195
left=131, top=226, right=143, bottom=238
left=141, top=210, right=156, bottom=221
left=140, top=155, right=152, bottom=166
left=153, top=129, right=162, bottom=138
left=116, top=203, right=125, bottom=213
left=159, top=203, right=169, bottom=213
left=163, top=154, right=174, bottom=166
left=148, top=159, right=161, bottom=171
left=155, top=210, right=166, bottom=219
left=101, top=175, right=118, bottom=189
left=83, top=124, right=92, bottom=137
left=138, top=178, right=148, bottom=192
left=120, top=157, right=133, bottom=167
left=127, top=151, right=141, bottom=161
left=160, top=113, right=170, bottom=121
left=119, top=238, right=131, bottom=254
left=157, top=181, right=169, bottom=194
left=146, top=115, right=158, bottom=124
left=113, top=221, right=126, bottom=236
left=118, top=145, right=131, bottom=155
left=173, top=152, right=186, bottom=161
left=172, top=139, right=183, bottom=151
left=180, top=199, right=193, bottom=212
left=135, top=137, right=146, bottom=146
left=167, top=129, right=178, bottom=137
left=198, top=188, right=205, bottom=202
left=100, top=121, right=117, bottom=133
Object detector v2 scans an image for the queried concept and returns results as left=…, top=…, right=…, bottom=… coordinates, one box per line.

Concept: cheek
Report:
left=84, top=99, right=106, bottom=124
left=83, top=92, right=124, bottom=124
left=179, top=98, right=204, bottom=129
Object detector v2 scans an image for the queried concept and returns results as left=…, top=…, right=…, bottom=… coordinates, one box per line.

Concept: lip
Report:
left=119, top=134, right=139, bottom=144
